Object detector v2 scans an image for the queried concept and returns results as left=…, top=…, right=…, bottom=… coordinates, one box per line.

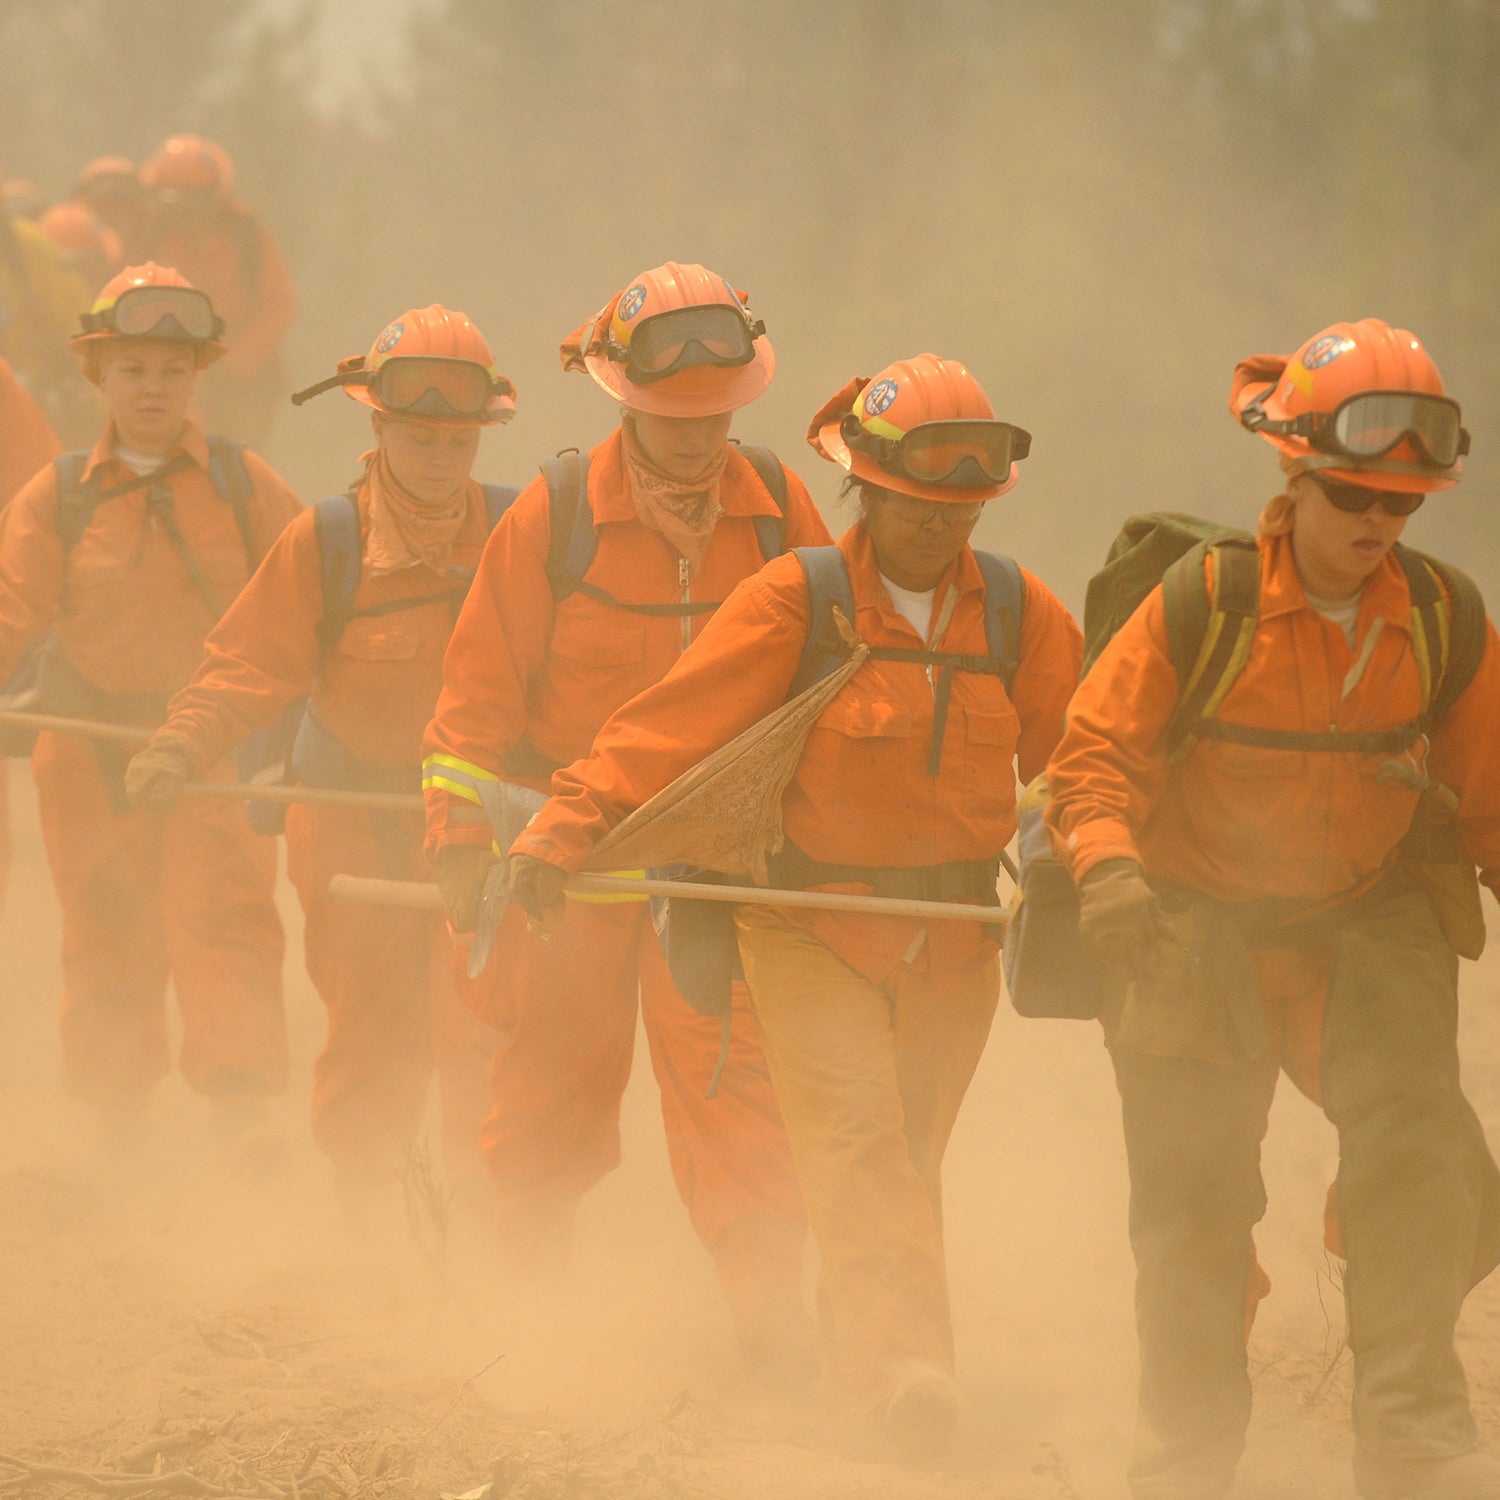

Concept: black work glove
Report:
left=1077, top=857, right=1163, bottom=980
left=124, top=733, right=196, bottom=816
left=507, top=853, right=569, bottom=935
left=433, top=843, right=496, bottom=933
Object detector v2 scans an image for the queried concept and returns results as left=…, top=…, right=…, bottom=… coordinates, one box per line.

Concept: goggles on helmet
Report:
left=1309, top=473, right=1427, bottom=518
left=291, top=356, right=515, bottom=420
left=80, top=285, right=222, bottom=343
left=840, top=416, right=1031, bottom=487
left=1244, top=389, right=1469, bottom=469
left=606, top=303, right=765, bottom=385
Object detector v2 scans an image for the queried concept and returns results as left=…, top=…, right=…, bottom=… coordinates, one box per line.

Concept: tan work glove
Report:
left=508, top=853, right=568, bottom=935
left=433, top=843, right=496, bottom=933
left=1077, top=858, right=1162, bottom=978
left=124, top=733, right=196, bottom=816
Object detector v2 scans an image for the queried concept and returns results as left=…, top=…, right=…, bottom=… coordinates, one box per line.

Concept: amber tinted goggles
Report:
left=293, top=356, right=515, bottom=420
left=841, top=416, right=1031, bottom=486
left=608, top=304, right=764, bottom=384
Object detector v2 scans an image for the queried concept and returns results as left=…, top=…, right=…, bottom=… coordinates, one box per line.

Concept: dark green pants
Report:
left=1111, top=892, right=1500, bottom=1499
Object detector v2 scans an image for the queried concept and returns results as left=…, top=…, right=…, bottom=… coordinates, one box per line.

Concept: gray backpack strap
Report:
left=971, top=550, right=1025, bottom=691
left=734, top=442, right=788, bottom=562
left=205, top=435, right=258, bottom=571
left=789, top=545, right=856, bottom=696
left=51, top=452, right=94, bottom=551
left=541, top=449, right=594, bottom=603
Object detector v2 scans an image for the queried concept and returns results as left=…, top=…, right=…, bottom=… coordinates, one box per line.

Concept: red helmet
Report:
left=290, top=305, right=516, bottom=427
left=70, top=262, right=227, bottom=373
left=807, top=353, right=1028, bottom=503
left=142, top=134, right=235, bottom=203
left=1231, top=318, right=1467, bottom=494
left=560, top=261, right=774, bottom=417
left=40, top=202, right=123, bottom=271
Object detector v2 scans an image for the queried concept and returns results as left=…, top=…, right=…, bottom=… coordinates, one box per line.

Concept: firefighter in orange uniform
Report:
left=501, top=355, right=1083, bottom=1456
left=0, top=264, right=297, bottom=1124
left=141, top=135, right=295, bottom=449
left=422, top=262, right=828, bottom=1360
left=72, top=157, right=147, bottom=263
left=127, top=307, right=515, bottom=1194
left=1046, top=320, right=1500, bottom=1500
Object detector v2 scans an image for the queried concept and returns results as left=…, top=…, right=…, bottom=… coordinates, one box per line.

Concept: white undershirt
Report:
left=113, top=443, right=167, bottom=477
left=1304, top=588, right=1361, bottom=647
left=879, top=573, right=936, bottom=642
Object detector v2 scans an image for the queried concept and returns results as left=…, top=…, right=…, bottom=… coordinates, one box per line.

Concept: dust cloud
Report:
left=3, top=3, right=1500, bottom=1498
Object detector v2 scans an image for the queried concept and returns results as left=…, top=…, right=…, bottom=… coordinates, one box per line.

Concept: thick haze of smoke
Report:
left=3, top=4, right=1500, bottom=1496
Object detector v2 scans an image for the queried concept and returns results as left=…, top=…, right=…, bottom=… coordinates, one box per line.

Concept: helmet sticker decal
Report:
left=374, top=320, right=404, bottom=354
left=618, top=285, right=648, bottom=322
left=1303, top=334, right=1354, bottom=369
left=863, top=377, right=899, bottom=417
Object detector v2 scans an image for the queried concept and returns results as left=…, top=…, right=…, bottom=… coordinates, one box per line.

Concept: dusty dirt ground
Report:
left=5, top=770, right=1500, bottom=1500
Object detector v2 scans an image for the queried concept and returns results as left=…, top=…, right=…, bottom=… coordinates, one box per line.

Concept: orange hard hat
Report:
left=142, top=134, right=235, bottom=203
left=807, top=353, right=1028, bottom=503
left=289, top=305, right=516, bottom=427
left=40, top=202, right=123, bottom=270
left=560, top=261, right=774, bottom=418
left=71, top=262, right=227, bottom=373
left=3, top=179, right=46, bottom=220
left=1231, top=318, right=1466, bottom=494
left=75, top=156, right=140, bottom=198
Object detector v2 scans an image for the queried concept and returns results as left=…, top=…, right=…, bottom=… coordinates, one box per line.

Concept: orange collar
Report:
left=1257, top=532, right=1414, bottom=635
left=81, top=418, right=210, bottom=486
left=840, top=520, right=985, bottom=637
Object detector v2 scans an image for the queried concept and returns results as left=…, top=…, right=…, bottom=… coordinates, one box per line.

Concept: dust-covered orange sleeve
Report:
left=162, top=508, right=323, bottom=774
left=1044, top=581, right=1183, bottom=880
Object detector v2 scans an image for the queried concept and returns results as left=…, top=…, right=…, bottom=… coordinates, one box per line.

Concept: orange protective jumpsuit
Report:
left=512, top=521, right=1083, bottom=1412
left=422, top=428, right=829, bottom=1328
left=147, top=205, right=295, bottom=446
left=0, top=420, right=298, bottom=1108
left=0, top=355, right=61, bottom=906
left=1045, top=534, right=1500, bottom=1493
left=162, top=482, right=500, bottom=1180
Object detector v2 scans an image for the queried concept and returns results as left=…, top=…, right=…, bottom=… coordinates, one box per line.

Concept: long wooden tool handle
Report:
left=0, top=708, right=154, bottom=745
left=179, top=781, right=425, bottom=813
left=328, top=873, right=1005, bottom=924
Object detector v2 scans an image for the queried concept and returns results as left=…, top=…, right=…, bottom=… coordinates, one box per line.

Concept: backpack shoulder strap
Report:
left=205, top=435, right=259, bottom=571
left=313, top=493, right=363, bottom=659
left=1395, top=545, right=1488, bottom=725
left=51, top=451, right=95, bottom=552
left=541, top=449, right=594, bottom=603
left=480, top=483, right=521, bottom=531
left=734, top=442, right=789, bottom=562
left=788, top=545, right=856, bottom=697
left=1163, top=535, right=1261, bottom=756
left=971, top=550, right=1025, bottom=690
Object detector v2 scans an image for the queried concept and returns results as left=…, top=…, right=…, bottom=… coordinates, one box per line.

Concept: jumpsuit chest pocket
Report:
left=819, top=695, right=914, bottom=742
left=548, top=597, right=647, bottom=666
left=963, top=705, right=1018, bottom=748
left=337, top=617, right=422, bottom=662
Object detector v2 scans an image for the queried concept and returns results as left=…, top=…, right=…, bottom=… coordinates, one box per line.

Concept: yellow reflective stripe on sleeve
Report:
left=422, top=774, right=484, bottom=806
left=564, top=868, right=648, bottom=905
left=421, top=752, right=500, bottom=806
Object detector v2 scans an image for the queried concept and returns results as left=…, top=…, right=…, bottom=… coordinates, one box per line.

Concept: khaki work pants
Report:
left=735, top=905, right=999, bottom=1417
left=1111, top=889, right=1500, bottom=1500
